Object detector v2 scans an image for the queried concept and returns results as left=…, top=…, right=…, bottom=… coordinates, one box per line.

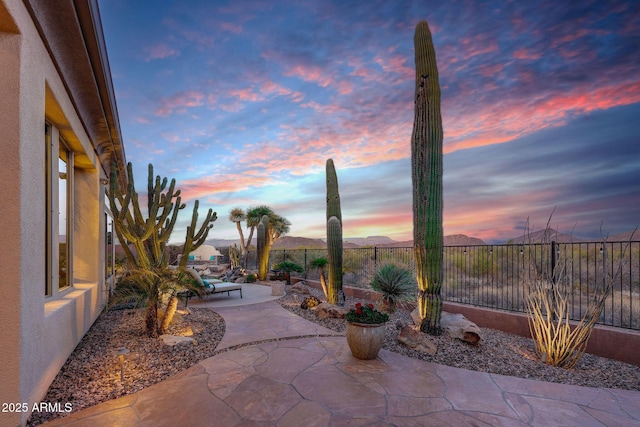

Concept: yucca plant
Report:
left=310, top=257, right=329, bottom=298
left=370, top=264, right=416, bottom=313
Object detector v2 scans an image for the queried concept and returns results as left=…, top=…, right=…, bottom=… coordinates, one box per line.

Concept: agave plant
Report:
left=370, top=264, right=416, bottom=313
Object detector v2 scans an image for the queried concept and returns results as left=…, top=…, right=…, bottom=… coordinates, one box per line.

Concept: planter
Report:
left=271, top=281, right=285, bottom=296
left=346, top=321, right=387, bottom=360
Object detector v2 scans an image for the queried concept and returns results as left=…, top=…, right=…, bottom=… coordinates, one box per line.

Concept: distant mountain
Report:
left=507, top=228, right=581, bottom=244
left=205, top=238, right=241, bottom=248
left=344, top=236, right=398, bottom=246
left=444, top=234, right=486, bottom=246
left=272, top=236, right=326, bottom=249
left=377, top=234, right=486, bottom=247
left=607, top=230, right=639, bottom=242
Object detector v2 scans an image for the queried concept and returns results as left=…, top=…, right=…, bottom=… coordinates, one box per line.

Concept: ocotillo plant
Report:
left=411, top=20, right=444, bottom=335
left=257, top=215, right=271, bottom=280
left=326, top=158, right=343, bottom=304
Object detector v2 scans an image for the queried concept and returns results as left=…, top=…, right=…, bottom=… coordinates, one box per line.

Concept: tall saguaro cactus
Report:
left=257, top=215, right=271, bottom=280
left=411, top=20, right=444, bottom=335
left=326, top=159, right=343, bottom=304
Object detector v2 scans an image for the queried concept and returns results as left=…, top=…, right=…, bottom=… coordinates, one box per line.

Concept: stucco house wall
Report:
left=0, top=1, right=125, bottom=425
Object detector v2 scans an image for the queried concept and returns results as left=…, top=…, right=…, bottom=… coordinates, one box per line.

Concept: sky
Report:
left=97, top=0, right=640, bottom=244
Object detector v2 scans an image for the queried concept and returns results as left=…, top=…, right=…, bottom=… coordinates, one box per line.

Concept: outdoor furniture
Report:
left=179, top=267, right=243, bottom=307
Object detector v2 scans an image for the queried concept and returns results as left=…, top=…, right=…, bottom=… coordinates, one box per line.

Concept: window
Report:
left=45, top=123, right=73, bottom=295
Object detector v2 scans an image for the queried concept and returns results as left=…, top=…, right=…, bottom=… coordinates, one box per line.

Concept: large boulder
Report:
left=396, top=322, right=437, bottom=355
left=312, top=303, right=349, bottom=319
left=289, top=282, right=310, bottom=294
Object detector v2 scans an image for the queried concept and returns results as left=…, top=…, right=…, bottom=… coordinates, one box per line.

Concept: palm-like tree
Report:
left=229, top=207, right=247, bottom=259
left=229, top=205, right=290, bottom=268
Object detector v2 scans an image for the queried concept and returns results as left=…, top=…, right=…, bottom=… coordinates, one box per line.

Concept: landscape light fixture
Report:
left=117, top=347, right=129, bottom=381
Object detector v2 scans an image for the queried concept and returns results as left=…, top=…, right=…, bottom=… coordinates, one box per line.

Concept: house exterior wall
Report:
left=0, top=1, right=124, bottom=425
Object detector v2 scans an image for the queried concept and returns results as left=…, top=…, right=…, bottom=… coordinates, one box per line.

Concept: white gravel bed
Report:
left=28, top=283, right=639, bottom=426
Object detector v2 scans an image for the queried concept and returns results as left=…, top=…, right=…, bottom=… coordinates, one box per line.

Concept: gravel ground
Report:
left=28, top=282, right=640, bottom=426
left=27, top=308, right=225, bottom=426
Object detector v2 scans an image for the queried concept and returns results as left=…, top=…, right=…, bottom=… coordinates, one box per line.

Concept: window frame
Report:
left=45, top=122, right=74, bottom=296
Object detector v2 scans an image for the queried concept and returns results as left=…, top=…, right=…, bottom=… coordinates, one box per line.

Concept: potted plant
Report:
left=370, top=264, right=416, bottom=313
left=271, top=261, right=304, bottom=285
left=345, top=302, right=389, bottom=360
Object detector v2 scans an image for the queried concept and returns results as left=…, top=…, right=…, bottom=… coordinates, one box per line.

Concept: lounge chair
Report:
left=179, top=267, right=243, bottom=307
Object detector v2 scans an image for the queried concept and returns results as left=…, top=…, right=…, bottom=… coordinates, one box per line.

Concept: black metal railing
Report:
left=226, top=241, right=640, bottom=330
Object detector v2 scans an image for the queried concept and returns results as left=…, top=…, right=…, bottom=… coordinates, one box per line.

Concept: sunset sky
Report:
left=98, top=0, right=640, bottom=244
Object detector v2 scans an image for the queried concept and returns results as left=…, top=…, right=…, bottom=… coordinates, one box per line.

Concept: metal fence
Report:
left=223, top=241, right=640, bottom=330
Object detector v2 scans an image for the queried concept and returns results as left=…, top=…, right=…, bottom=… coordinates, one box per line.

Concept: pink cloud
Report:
left=374, top=53, right=413, bottom=81
left=220, top=22, right=243, bottom=34
left=284, top=64, right=334, bottom=88
left=477, top=63, right=504, bottom=77
left=178, top=173, right=275, bottom=201
left=228, top=87, right=263, bottom=102
left=443, top=80, right=640, bottom=154
left=513, top=48, right=541, bottom=60
left=155, top=91, right=205, bottom=117
left=144, top=43, right=180, bottom=61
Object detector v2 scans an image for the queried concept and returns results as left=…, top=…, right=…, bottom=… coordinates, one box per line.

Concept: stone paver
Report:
left=41, top=298, right=640, bottom=427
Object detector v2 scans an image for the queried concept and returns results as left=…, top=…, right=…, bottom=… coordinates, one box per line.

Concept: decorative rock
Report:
left=410, top=308, right=421, bottom=327
left=396, top=322, right=437, bottom=355
left=312, top=302, right=349, bottom=319
left=410, top=309, right=482, bottom=345
left=289, top=282, right=310, bottom=294
left=160, top=335, right=196, bottom=346
left=440, top=312, right=482, bottom=345
left=200, top=268, right=212, bottom=276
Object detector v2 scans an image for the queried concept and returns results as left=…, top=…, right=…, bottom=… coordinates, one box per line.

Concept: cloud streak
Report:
left=99, top=0, right=640, bottom=242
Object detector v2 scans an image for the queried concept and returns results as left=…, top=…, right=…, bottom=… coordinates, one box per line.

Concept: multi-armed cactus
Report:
left=108, top=162, right=217, bottom=337
left=412, top=21, right=444, bottom=335
left=179, top=199, right=217, bottom=269
left=256, top=215, right=271, bottom=280
left=326, top=159, right=343, bottom=304
left=109, top=162, right=183, bottom=270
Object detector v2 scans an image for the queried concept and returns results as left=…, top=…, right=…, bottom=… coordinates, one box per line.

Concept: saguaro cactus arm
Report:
left=179, top=200, right=217, bottom=269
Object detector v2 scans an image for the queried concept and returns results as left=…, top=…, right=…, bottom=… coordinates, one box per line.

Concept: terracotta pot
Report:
left=346, top=321, right=386, bottom=360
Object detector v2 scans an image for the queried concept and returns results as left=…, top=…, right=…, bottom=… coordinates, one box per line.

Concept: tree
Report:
left=411, top=21, right=444, bottom=335
left=228, top=205, right=290, bottom=266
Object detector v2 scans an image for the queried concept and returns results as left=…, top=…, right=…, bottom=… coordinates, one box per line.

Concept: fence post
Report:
left=374, top=246, right=378, bottom=270
left=551, top=241, right=557, bottom=284
left=550, top=240, right=557, bottom=321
